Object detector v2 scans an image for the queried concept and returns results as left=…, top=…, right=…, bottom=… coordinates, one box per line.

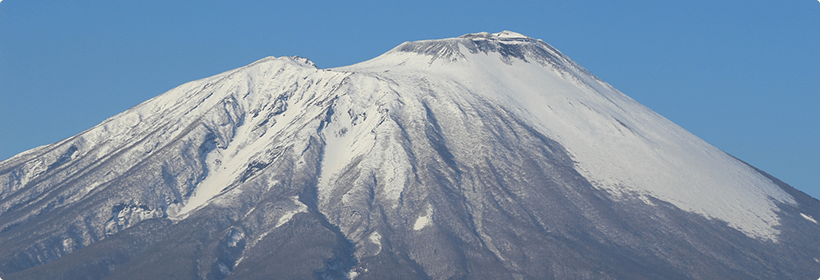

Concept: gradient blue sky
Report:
left=1, top=1, right=818, bottom=199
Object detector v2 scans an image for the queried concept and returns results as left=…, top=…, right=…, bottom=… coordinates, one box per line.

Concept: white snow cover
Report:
left=332, top=31, right=796, bottom=241
left=413, top=205, right=434, bottom=231
left=802, top=213, right=818, bottom=224
left=68, top=31, right=796, bottom=241
left=492, top=30, right=529, bottom=39
left=158, top=56, right=349, bottom=219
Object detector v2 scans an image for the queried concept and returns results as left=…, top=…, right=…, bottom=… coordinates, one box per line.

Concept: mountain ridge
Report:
left=1, top=31, right=819, bottom=279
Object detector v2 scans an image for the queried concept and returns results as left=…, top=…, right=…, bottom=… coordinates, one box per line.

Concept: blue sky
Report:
left=1, top=1, right=818, bottom=199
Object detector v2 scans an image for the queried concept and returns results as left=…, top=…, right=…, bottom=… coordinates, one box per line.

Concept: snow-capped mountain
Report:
left=1, top=31, right=818, bottom=279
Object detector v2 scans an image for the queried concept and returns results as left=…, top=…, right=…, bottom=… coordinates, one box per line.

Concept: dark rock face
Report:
left=1, top=32, right=819, bottom=279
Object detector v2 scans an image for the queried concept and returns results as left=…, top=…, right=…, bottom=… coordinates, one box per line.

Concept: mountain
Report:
left=1, top=31, right=819, bottom=280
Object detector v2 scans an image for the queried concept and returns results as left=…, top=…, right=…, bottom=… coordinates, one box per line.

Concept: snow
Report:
left=493, top=30, right=529, bottom=39
left=413, top=205, right=433, bottom=231
left=801, top=213, right=818, bottom=224
left=2, top=31, right=813, bottom=279
left=413, top=215, right=431, bottom=231
left=43, top=30, right=794, bottom=242
left=62, top=238, right=76, bottom=251
left=369, top=231, right=382, bottom=255
left=227, top=229, right=245, bottom=247
left=172, top=96, right=297, bottom=218
left=165, top=57, right=346, bottom=219
left=316, top=86, right=381, bottom=202
left=333, top=32, right=796, bottom=241
left=275, top=196, right=308, bottom=228
left=348, top=268, right=368, bottom=280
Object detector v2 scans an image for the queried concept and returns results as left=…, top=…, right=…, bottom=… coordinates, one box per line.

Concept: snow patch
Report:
left=243, top=197, right=310, bottom=256
left=227, top=229, right=245, bottom=247
left=369, top=231, right=382, bottom=255
left=638, top=195, right=656, bottom=206
left=275, top=196, right=308, bottom=228
left=62, top=238, right=77, bottom=252
left=347, top=267, right=367, bottom=280
left=217, top=262, right=230, bottom=275
left=801, top=213, right=818, bottom=224
left=413, top=205, right=433, bottom=231
left=413, top=215, right=430, bottom=231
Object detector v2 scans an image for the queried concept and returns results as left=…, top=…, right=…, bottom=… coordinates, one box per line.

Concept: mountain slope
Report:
left=1, top=31, right=819, bottom=280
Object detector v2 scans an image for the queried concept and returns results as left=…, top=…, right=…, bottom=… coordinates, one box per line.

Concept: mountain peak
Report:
left=386, top=30, right=555, bottom=65
left=492, top=30, right=530, bottom=39
left=250, top=55, right=317, bottom=69
left=2, top=31, right=819, bottom=280
left=459, top=30, right=533, bottom=40
left=335, top=31, right=579, bottom=77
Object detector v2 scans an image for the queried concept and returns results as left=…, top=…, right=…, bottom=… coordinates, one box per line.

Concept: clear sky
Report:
left=1, top=1, right=818, bottom=199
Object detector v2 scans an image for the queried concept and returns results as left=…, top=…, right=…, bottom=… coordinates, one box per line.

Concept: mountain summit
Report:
left=1, top=31, right=818, bottom=279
